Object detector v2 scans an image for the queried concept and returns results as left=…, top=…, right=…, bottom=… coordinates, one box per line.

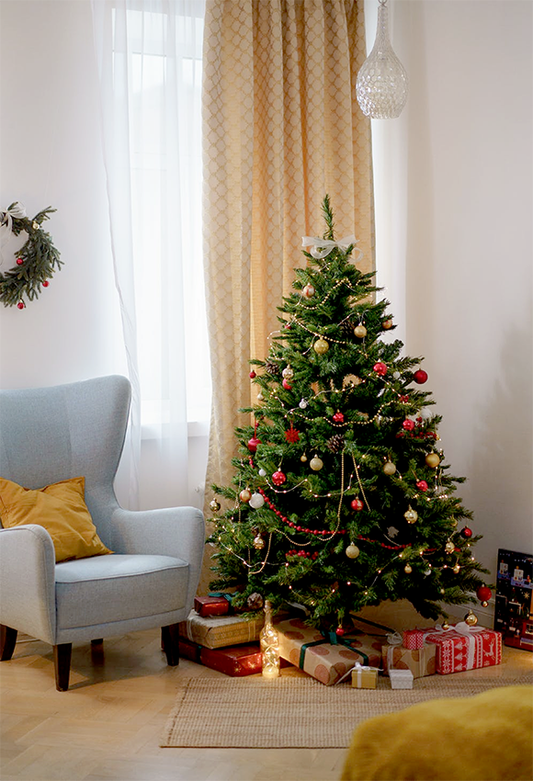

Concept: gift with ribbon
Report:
left=382, top=629, right=437, bottom=678
left=423, top=622, right=502, bottom=675
left=178, top=637, right=291, bottom=677
left=178, top=609, right=263, bottom=649
left=276, top=617, right=382, bottom=686
left=194, top=593, right=237, bottom=618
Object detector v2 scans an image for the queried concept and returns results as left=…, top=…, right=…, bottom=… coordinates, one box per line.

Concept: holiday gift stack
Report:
left=178, top=597, right=290, bottom=676
left=276, top=616, right=383, bottom=686
left=382, top=621, right=502, bottom=677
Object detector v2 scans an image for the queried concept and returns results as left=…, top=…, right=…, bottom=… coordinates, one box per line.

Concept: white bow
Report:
left=0, top=203, right=26, bottom=253
left=302, top=234, right=358, bottom=259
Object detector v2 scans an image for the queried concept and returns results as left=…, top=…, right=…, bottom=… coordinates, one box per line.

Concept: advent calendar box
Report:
left=494, top=548, right=533, bottom=652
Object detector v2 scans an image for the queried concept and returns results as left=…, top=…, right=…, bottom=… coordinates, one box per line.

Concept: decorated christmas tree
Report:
left=208, top=196, right=490, bottom=632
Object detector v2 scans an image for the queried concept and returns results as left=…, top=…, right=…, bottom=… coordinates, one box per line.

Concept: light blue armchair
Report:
left=0, top=375, right=205, bottom=690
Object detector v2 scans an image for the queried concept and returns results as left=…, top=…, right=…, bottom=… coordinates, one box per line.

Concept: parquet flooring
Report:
left=0, top=629, right=530, bottom=781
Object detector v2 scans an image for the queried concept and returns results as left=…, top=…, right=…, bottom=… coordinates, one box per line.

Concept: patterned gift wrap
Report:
left=423, top=623, right=502, bottom=675
left=277, top=617, right=382, bottom=686
left=402, top=628, right=427, bottom=650
left=381, top=642, right=437, bottom=678
left=178, top=610, right=262, bottom=649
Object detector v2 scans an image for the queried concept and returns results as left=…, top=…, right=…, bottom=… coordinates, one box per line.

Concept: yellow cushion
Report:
left=0, top=476, right=113, bottom=563
left=341, top=685, right=533, bottom=781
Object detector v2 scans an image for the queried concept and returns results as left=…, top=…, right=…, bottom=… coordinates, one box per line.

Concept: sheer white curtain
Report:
left=91, top=0, right=209, bottom=510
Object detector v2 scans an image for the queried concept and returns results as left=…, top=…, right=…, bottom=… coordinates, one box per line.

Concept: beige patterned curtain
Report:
left=202, top=0, right=374, bottom=583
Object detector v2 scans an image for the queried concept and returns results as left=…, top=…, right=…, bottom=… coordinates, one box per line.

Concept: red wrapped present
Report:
left=178, top=638, right=291, bottom=676
left=424, top=622, right=502, bottom=675
left=402, top=628, right=427, bottom=650
left=194, top=595, right=231, bottom=618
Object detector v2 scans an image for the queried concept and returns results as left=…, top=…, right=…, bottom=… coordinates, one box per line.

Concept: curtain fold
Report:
left=92, top=0, right=207, bottom=511
left=202, top=0, right=374, bottom=512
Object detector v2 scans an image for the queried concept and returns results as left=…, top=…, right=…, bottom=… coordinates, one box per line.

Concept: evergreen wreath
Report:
left=0, top=202, right=62, bottom=309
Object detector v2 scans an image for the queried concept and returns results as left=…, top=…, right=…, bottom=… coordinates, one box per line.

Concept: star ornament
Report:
left=285, top=424, right=300, bottom=443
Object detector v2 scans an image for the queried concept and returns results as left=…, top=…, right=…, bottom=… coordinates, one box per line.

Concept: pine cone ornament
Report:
left=340, top=319, right=354, bottom=338
left=247, top=592, right=264, bottom=610
left=264, top=360, right=281, bottom=376
left=327, top=433, right=345, bottom=453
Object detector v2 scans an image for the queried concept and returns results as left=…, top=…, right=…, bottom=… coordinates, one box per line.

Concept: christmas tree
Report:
left=208, top=196, right=489, bottom=631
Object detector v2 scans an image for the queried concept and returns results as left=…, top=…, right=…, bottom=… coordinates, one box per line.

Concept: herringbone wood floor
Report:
left=0, top=628, right=530, bottom=781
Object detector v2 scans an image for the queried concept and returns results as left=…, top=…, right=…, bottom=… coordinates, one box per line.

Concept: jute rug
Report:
left=161, top=670, right=533, bottom=748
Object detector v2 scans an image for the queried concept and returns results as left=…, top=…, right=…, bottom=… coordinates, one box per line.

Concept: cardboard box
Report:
left=389, top=668, right=413, bottom=689
left=178, top=610, right=262, bottom=649
left=495, top=548, right=533, bottom=652
left=277, top=617, right=382, bottom=686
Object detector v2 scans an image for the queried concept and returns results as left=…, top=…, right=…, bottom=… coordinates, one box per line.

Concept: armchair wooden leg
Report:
left=54, top=643, right=72, bottom=691
left=161, top=624, right=180, bottom=666
left=0, top=625, right=17, bottom=661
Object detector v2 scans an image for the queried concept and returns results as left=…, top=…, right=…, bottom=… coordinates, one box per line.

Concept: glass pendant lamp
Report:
left=356, top=0, right=408, bottom=119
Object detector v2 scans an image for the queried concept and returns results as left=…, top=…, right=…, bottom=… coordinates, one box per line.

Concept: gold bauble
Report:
left=239, top=488, right=252, bottom=503
left=464, top=610, right=478, bottom=627
left=445, top=541, right=455, bottom=554
left=346, top=544, right=360, bottom=559
left=257, top=391, right=264, bottom=401
left=310, top=455, right=324, bottom=471
left=481, top=600, right=489, bottom=608
left=209, top=498, right=221, bottom=512
left=383, top=460, right=397, bottom=475
left=382, top=318, right=393, bottom=330
left=253, top=534, right=265, bottom=550
left=425, top=453, right=441, bottom=468
left=404, top=506, right=418, bottom=524
left=442, top=621, right=450, bottom=630
left=353, top=324, right=367, bottom=338
left=453, top=564, right=461, bottom=574
left=300, top=453, right=308, bottom=462
left=313, top=338, right=329, bottom=355
left=404, top=563, right=412, bottom=574
left=302, top=283, right=315, bottom=298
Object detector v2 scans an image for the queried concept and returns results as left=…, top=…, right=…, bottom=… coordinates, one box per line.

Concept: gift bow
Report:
left=0, top=202, right=26, bottom=252
left=302, top=234, right=358, bottom=259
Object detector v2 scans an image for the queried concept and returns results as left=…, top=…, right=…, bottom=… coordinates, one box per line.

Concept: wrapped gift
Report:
left=402, top=628, right=427, bottom=650
left=179, top=638, right=292, bottom=676
left=277, top=617, right=382, bottom=686
left=423, top=622, right=502, bottom=675
left=178, top=610, right=262, bottom=649
left=351, top=663, right=378, bottom=689
left=194, top=595, right=231, bottom=618
left=389, top=669, right=414, bottom=689
left=382, top=642, right=437, bottom=678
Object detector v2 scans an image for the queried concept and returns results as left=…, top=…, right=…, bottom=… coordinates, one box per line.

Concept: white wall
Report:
left=371, top=0, right=532, bottom=604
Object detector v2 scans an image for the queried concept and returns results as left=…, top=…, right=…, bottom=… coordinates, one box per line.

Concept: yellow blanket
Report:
left=341, top=685, right=533, bottom=781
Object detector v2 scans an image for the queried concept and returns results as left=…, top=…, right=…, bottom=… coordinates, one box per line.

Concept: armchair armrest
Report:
left=110, top=506, right=205, bottom=610
left=0, top=525, right=56, bottom=644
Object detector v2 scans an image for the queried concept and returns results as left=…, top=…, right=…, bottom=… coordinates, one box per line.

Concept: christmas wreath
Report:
left=0, top=202, right=62, bottom=309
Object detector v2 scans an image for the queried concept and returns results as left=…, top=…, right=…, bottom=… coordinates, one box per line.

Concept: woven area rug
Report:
left=161, top=670, right=533, bottom=748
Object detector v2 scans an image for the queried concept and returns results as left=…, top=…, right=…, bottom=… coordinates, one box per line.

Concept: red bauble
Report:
left=373, top=362, right=387, bottom=376
left=461, top=526, right=473, bottom=539
left=416, top=480, right=428, bottom=492
left=332, top=411, right=344, bottom=423
left=335, top=627, right=345, bottom=636
left=272, top=470, right=286, bottom=486
left=282, top=378, right=292, bottom=390
left=42, top=280, right=49, bottom=288
left=247, top=436, right=261, bottom=453
left=16, top=258, right=23, bottom=266
left=249, top=370, right=256, bottom=378
left=351, top=498, right=364, bottom=511
left=17, top=302, right=24, bottom=310
left=413, top=369, right=428, bottom=384
left=477, top=586, right=492, bottom=603
left=402, top=419, right=415, bottom=431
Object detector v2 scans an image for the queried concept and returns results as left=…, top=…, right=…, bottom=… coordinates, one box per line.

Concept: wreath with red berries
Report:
left=0, top=202, right=62, bottom=309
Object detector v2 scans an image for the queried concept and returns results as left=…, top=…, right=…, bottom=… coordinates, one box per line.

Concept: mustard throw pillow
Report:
left=0, top=476, right=113, bottom=563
